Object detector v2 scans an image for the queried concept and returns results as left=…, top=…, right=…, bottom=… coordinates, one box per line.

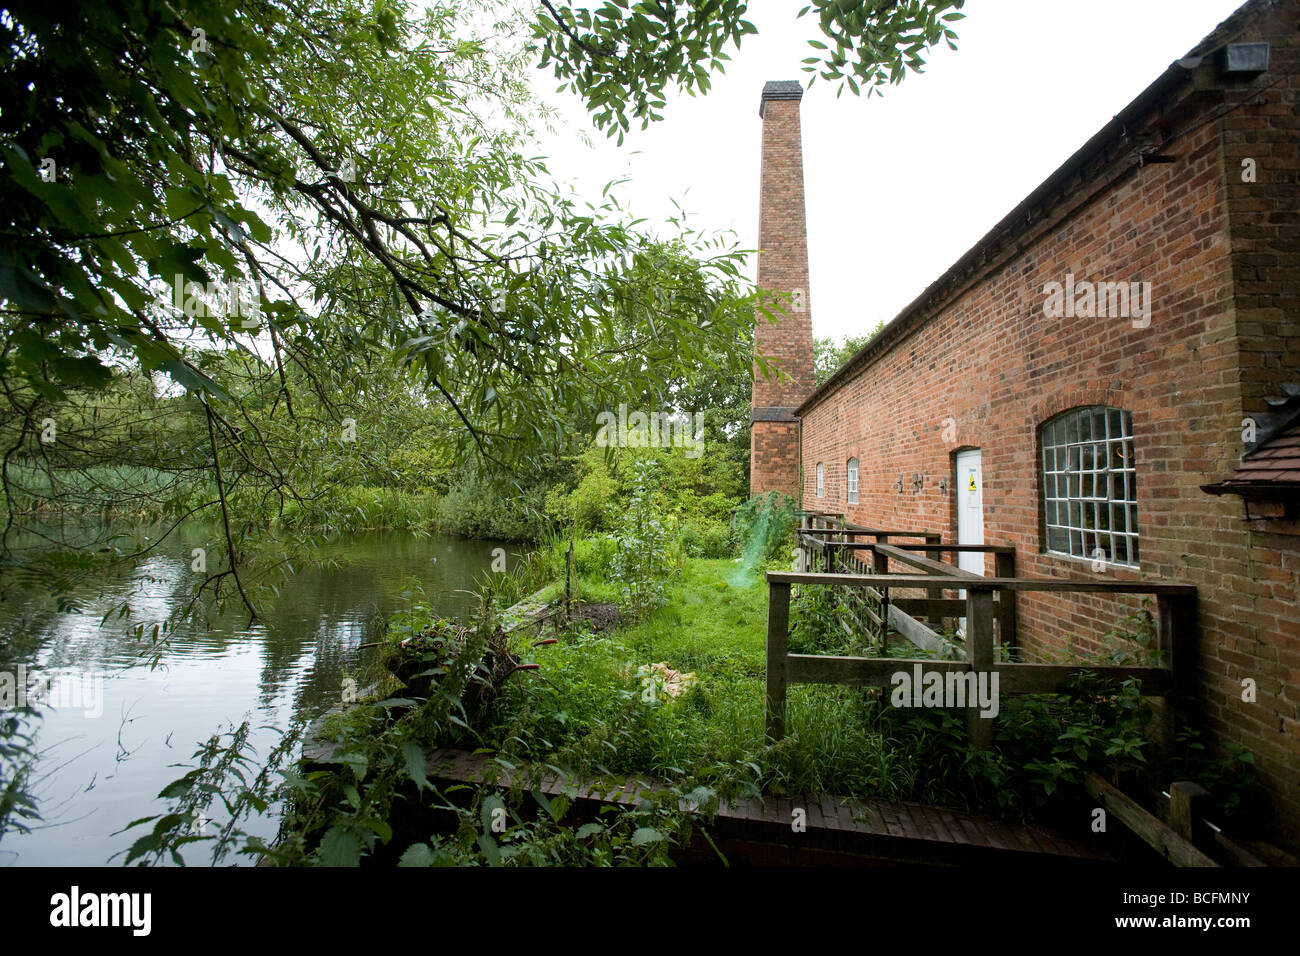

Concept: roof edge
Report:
left=797, top=0, right=1264, bottom=416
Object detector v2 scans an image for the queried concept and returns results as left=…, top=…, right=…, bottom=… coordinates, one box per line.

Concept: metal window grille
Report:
left=1041, top=406, right=1139, bottom=567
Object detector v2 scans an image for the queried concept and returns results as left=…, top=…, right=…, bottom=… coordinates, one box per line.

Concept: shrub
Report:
left=437, top=470, right=546, bottom=541
left=731, top=492, right=798, bottom=563
left=573, top=535, right=617, bottom=577
left=678, top=524, right=703, bottom=557
left=699, top=524, right=733, bottom=559
left=609, top=460, right=675, bottom=619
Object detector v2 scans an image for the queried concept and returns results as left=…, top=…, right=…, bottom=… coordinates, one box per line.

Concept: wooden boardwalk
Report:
left=400, top=747, right=1114, bottom=866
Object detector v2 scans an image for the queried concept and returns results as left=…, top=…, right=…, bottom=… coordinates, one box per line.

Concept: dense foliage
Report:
left=0, top=0, right=768, bottom=613
left=534, top=0, right=966, bottom=140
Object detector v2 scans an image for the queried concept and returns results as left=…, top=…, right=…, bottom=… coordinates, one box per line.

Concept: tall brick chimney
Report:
left=750, top=80, right=815, bottom=500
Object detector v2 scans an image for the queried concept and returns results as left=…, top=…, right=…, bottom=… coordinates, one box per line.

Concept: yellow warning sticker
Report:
left=968, top=472, right=977, bottom=492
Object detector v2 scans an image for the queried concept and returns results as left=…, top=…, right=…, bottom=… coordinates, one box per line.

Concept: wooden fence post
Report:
left=965, top=586, right=995, bottom=749
left=1153, top=592, right=1198, bottom=764
left=1169, top=780, right=1211, bottom=847
left=994, top=549, right=1017, bottom=652
left=873, top=535, right=889, bottom=654
left=923, top=533, right=943, bottom=608
left=765, top=580, right=791, bottom=742
left=872, top=535, right=889, bottom=574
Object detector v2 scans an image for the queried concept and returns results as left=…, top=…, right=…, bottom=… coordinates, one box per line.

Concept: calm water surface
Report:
left=0, top=524, right=517, bottom=866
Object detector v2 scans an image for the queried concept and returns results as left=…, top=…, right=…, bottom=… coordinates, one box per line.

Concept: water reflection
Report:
left=0, top=524, right=518, bottom=865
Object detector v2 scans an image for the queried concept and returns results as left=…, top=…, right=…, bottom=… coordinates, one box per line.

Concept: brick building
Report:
left=750, top=0, right=1300, bottom=848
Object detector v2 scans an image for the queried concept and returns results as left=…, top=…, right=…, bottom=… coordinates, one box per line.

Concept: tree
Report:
left=814, top=323, right=885, bottom=386
left=534, top=0, right=966, bottom=142
left=0, top=0, right=757, bottom=615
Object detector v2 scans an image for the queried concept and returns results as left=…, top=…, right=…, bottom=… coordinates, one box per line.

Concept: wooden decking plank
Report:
left=933, top=809, right=970, bottom=845
left=764, top=796, right=794, bottom=827
left=877, top=803, right=907, bottom=839
left=1003, top=816, right=1047, bottom=855
left=800, top=794, right=827, bottom=832
left=398, top=747, right=1114, bottom=863
left=904, top=803, right=942, bottom=843
left=977, top=820, right=1018, bottom=852
left=1023, top=823, right=1068, bottom=855
left=952, top=812, right=994, bottom=848
left=820, top=793, right=843, bottom=832
left=854, top=801, right=888, bottom=835
left=892, top=804, right=925, bottom=841
left=1031, top=823, right=1082, bottom=857
left=918, top=805, right=962, bottom=844
left=719, top=798, right=745, bottom=822
left=835, top=800, right=859, bottom=834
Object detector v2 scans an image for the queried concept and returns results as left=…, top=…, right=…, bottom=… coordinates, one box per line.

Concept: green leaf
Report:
left=398, top=843, right=439, bottom=866
left=631, top=826, right=664, bottom=845
left=401, top=741, right=428, bottom=791
left=476, top=832, right=501, bottom=866
left=318, top=827, right=363, bottom=866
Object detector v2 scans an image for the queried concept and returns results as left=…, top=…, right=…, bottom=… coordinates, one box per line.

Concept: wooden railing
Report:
left=767, top=532, right=1197, bottom=752
left=799, top=532, right=1018, bottom=657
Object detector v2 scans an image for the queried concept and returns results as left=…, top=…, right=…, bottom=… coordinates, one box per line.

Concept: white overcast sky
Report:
left=522, top=0, right=1248, bottom=342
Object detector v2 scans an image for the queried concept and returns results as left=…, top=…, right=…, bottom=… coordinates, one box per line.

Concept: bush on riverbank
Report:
left=277, top=486, right=442, bottom=532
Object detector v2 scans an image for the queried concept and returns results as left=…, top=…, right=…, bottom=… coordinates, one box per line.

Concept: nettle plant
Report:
left=608, top=459, right=675, bottom=620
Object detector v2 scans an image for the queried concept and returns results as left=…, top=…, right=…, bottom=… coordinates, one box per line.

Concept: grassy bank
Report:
left=480, top=554, right=1152, bottom=818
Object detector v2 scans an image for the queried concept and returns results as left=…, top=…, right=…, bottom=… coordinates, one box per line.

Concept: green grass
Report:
left=481, top=553, right=1181, bottom=822
left=485, top=557, right=991, bottom=810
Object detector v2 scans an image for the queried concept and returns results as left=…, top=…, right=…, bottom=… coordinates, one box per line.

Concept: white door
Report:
left=955, top=449, right=984, bottom=637
left=956, top=449, right=984, bottom=576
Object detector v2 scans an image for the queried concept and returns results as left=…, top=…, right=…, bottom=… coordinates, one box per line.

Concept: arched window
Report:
left=816, top=462, right=824, bottom=497
left=1041, top=406, right=1138, bottom=567
left=846, top=458, right=859, bottom=505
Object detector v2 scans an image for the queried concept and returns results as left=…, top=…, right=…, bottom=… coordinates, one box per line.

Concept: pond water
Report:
left=0, top=524, right=520, bottom=866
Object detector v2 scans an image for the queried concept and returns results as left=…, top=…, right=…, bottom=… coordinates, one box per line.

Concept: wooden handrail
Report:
left=874, top=543, right=986, bottom=579
left=768, top=570, right=1197, bottom=595
left=801, top=527, right=935, bottom=539
left=798, top=536, right=1016, bottom=555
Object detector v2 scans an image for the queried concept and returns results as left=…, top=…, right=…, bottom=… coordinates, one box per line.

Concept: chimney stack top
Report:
left=759, top=80, right=803, bottom=116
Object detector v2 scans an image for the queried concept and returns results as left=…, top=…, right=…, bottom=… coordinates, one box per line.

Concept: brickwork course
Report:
left=750, top=0, right=1300, bottom=848
left=750, top=81, right=815, bottom=500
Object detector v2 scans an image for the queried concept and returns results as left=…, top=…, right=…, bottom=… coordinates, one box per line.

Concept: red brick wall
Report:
left=1205, top=0, right=1300, bottom=849
left=1221, top=2, right=1300, bottom=414
left=798, top=2, right=1300, bottom=848
left=751, top=420, right=801, bottom=502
